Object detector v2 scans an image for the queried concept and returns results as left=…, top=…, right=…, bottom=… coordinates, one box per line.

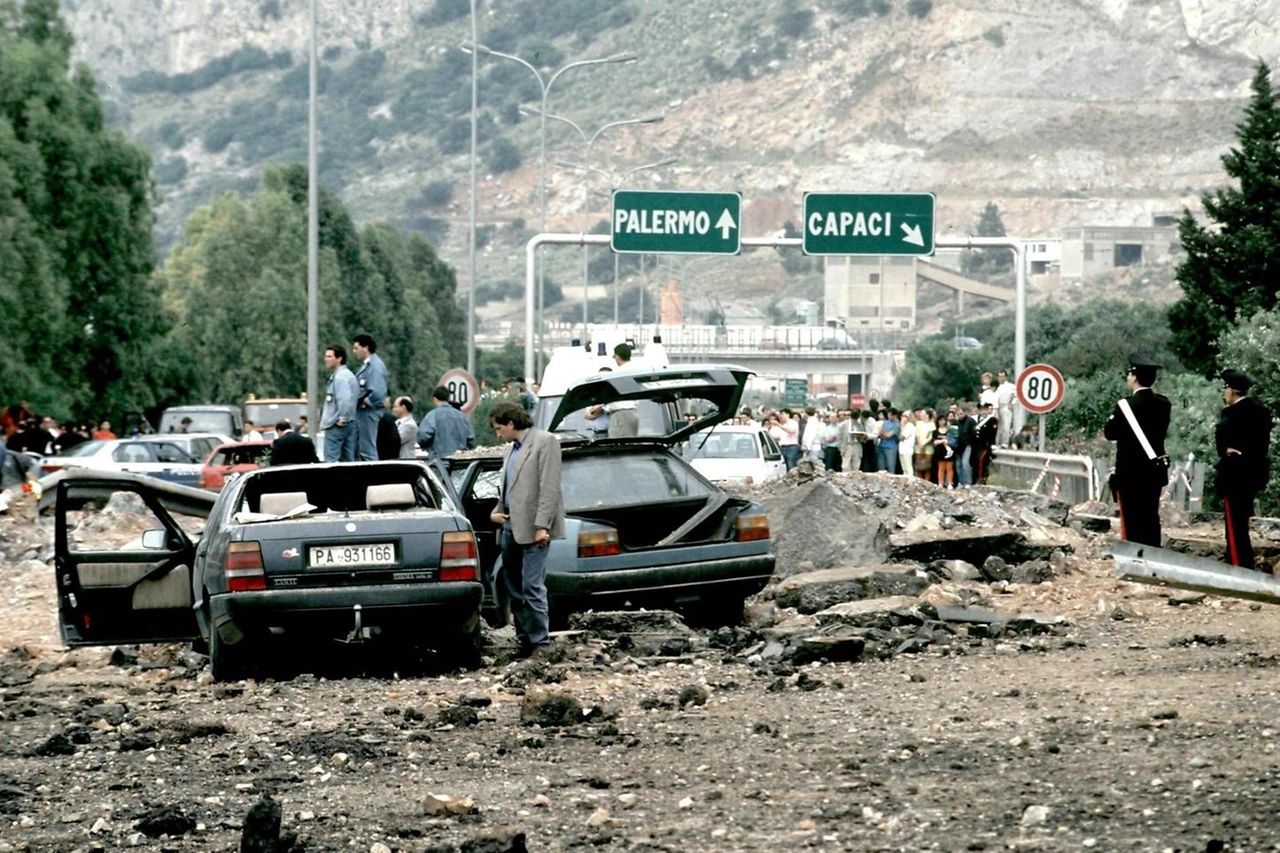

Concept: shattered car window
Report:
left=561, top=452, right=713, bottom=510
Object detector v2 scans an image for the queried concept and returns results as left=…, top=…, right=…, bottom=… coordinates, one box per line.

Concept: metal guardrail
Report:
left=990, top=449, right=1098, bottom=503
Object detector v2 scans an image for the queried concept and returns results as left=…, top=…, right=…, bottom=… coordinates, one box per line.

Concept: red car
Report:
left=199, top=441, right=273, bottom=491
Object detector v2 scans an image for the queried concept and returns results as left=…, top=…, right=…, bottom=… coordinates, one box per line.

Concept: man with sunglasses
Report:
left=1104, top=353, right=1171, bottom=547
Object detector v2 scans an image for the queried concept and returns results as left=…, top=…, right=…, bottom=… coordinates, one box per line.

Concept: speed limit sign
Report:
left=439, top=367, right=480, bottom=415
left=1016, top=363, right=1066, bottom=415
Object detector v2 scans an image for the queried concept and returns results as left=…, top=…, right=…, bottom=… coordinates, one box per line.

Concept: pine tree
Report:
left=1169, top=62, right=1280, bottom=374
left=959, top=202, right=1012, bottom=276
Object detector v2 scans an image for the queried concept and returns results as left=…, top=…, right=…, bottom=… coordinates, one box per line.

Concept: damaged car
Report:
left=53, top=461, right=482, bottom=681
left=450, top=364, right=776, bottom=627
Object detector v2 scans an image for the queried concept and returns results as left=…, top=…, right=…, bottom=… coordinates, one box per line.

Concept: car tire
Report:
left=209, top=629, right=250, bottom=682
left=441, top=621, right=483, bottom=671
left=482, top=566, right=511, bottom=629
left=688, top=595, right=747, bottom=628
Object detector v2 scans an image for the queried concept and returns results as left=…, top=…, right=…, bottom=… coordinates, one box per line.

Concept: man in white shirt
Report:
left=604, top=343, right=639, bottom=437
left=801, top=407, right=823, bottom=460
left=995, top=369, right=1017, bottom=447
left=979, top=372, right=999, bottom=410
left=392, top=396, right=418, bottom=459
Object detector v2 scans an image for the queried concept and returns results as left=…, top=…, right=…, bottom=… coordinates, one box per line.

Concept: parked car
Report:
left=137, top=433, right=229, bottom=465
left=683, top=425, right=786, bottom=486
left=953, top=336, right=983, bottom=350
left=199, top=440, right=273, bottom=491
left=450, top=364, right=776, bottom=628
left=39, top=437, right=210, bottom=487
left=53, top=461, right=482, bottom=680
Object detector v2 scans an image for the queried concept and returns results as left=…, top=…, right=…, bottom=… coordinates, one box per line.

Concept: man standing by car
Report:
left=488, top=401, right=564, bottom=658
left=392, top=396, right=418, bottom=459
left=417, top=386, right=475, bottom=458
left=1214, top=368, right=1273, bottom=569
left=604, top=343, right=640, bottom=437
left=352, top=334, right=389, bottom=461
left=321, top=345, right=359, bottom=462
left=1104, top=353, right=1171, bottom=548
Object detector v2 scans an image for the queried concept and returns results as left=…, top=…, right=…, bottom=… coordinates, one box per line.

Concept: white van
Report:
left=534, top=331, right=673, bottom=435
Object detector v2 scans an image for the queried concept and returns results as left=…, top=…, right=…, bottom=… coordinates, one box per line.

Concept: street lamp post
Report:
left=305, top=0, right=319, bottom=442
left=459, top=42, right=637, bottom=377
left=526, top=108, right=663, bottom=335
left=556, top=156, right=678, bottom=323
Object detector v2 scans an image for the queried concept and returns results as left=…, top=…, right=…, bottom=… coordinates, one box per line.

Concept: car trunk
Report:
left=236, top=511, right=460, bottom=589
left=569, top=494, right=754, bottom=550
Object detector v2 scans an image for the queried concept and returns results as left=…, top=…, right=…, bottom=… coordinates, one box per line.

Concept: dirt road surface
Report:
left=3, top=480, right=1280, bottom=853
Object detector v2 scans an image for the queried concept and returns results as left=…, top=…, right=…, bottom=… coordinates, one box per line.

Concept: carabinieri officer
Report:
left=1104, top=353, right=1171, bottom=548
left=1214, top=368, right=1273, bottom=569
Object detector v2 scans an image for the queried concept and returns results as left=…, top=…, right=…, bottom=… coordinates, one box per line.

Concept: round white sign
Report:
left=1016, top=363, right=1066, bottom=415
left=439, top=368, right=480, bottom=415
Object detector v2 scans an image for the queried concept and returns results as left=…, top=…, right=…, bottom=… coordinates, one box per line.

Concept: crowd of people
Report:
left=737, top=390, right=1009, bottom=489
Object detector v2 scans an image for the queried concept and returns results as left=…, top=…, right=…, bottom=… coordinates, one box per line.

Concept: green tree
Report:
left=161, top=165, right=460, bottom=408
left=891, top=340, right=989, bottom=408
left=0, top=0, right=165, bottom=419
left=959, top=202, right=1012, bottom=276
left=1169, top=63, right=1280, bottom=374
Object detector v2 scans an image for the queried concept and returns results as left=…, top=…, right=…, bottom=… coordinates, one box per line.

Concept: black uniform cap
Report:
left=1127, top=353, right=1162, bottom=370
left=1220, top=368, right=1254, bottom=393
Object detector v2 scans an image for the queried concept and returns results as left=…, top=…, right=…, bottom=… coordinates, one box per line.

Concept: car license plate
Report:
left=309, top=543, right=396, bottom=568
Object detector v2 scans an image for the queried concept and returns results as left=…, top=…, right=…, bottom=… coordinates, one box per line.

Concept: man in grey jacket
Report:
left=488, top=401, right=565, bottom=658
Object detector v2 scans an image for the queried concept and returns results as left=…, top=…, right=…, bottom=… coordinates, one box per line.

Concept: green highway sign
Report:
left=802, top=192, right=936, bottom=256
left=611, top=190, right=742, bottom=255
left=784, top=378, right=808, bottom=407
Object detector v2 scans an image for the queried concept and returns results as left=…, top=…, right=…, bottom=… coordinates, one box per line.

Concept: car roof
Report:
left=550, top=363, right=751, bottom=444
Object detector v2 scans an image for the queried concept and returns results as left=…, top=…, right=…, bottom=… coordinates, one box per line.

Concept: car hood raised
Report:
left=548, top=364, right=752, bottom=444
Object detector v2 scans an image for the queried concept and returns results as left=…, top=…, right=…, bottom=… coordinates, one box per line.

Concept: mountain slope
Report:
left=61, top=0, right=1280, bottom=292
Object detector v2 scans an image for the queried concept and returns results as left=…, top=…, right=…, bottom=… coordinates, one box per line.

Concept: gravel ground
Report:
left=3, top=478, right=1280, bottom=853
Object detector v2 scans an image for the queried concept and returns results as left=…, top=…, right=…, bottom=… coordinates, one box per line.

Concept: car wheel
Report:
left=688, top=595, right=747, bottom=629
left=209, top=629, right=250, bottom=682
left=440, top=621, right=483, bottom=671
left=482, top=562, right=511, bottom=629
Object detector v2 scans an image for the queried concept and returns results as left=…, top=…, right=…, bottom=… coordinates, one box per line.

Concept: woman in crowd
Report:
left=914, top=409, right=935, bottom=480
left=932, top=413, right=956, bottom=488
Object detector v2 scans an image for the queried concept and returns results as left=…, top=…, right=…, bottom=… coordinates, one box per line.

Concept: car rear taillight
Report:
left=735, top=514, right=770, bottom=542
left=578, top=528, right=620, bottom=558
left=225, top=542, right=266, bottom=592
left=439, top=531, right=478, bottom=582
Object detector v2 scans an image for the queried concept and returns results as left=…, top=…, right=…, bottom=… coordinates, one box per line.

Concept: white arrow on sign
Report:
left=900, top=223, right=925, bottom=247
left=715, top=209, right=737, bottom=240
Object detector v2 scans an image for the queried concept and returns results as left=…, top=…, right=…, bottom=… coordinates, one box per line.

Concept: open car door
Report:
left=55, top=476, right=201, bottom=647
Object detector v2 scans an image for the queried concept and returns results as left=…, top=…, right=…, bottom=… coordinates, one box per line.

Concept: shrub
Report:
left=417, top=0, right=470, bottom=27
left=153, top=156, right=189, bottom=184
left=776, top=8, right=814, bottom=38
left=158, top=121, right=185, bottom=150
left=872, top=0, right=891, bottom=14
left=124, top=46, right=292, bottom=95
left=420, top=180, right=454, bottom=207
left=203, top=120, right=236, bottom=153
left=907, top=0, right=932, bottom=18
left=486, top=137, right=523, bottom=174
left=983, top=26, right=1006, bottom=47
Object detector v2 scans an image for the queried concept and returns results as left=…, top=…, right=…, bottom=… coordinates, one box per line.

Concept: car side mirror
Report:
left=141, top=529, right=170, bottom=550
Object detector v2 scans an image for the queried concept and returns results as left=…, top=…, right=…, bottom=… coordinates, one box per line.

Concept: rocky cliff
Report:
left=58, top=0, right=1280, bottom=281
